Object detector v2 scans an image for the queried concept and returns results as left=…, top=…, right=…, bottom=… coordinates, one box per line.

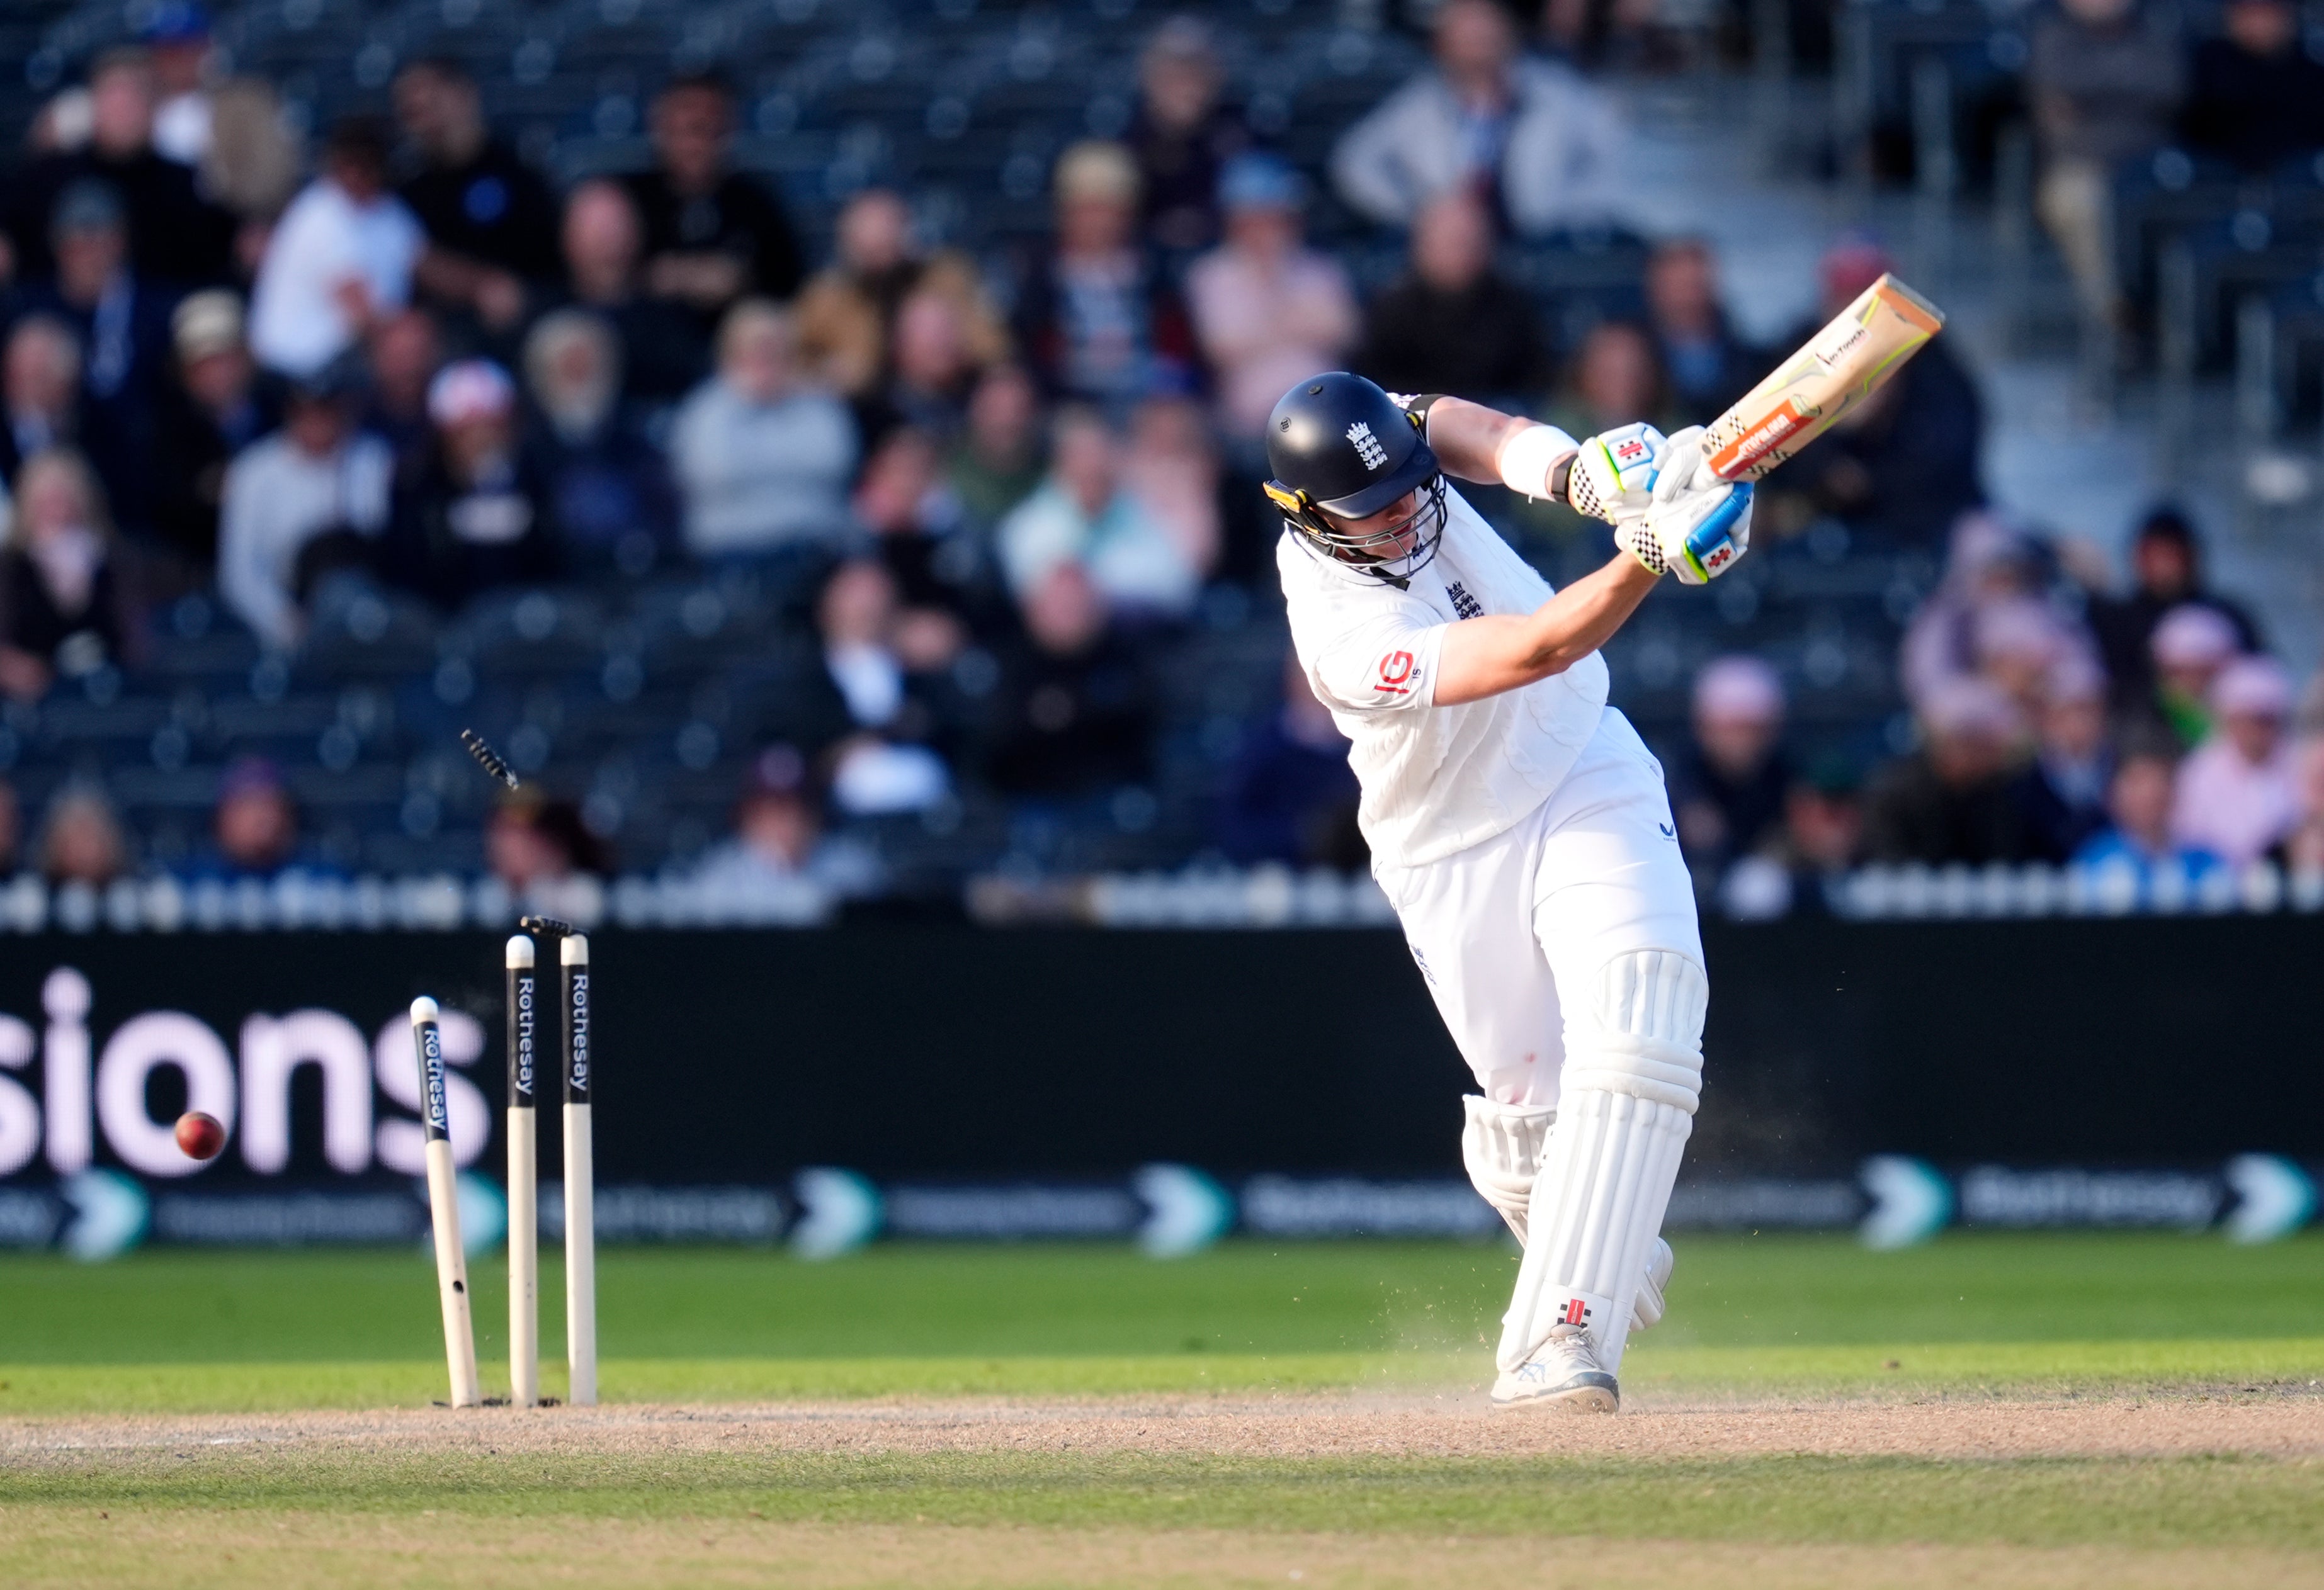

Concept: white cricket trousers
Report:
left=1373, top=708, right=1703, bottom=1109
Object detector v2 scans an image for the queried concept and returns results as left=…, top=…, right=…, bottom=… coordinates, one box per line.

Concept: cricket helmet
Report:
left=1263, top=372, right=1446, bottom=585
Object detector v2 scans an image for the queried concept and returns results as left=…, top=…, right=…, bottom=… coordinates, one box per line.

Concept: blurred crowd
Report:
left=0, top=0, right=2311, bottom=918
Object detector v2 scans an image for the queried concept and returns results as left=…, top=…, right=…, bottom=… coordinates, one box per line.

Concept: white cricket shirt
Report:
left=1278, top=485, right=1609, bottom=871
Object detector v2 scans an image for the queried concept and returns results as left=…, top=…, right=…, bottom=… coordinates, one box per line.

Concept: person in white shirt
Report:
left=217, top=363, right=393, bottom=650
left=248, top=118, right=423, bottom=378
left=1262, top=371, right=1750, bottom=1411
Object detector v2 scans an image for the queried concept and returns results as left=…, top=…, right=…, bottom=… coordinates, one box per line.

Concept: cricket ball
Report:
left=174, top=1110, right=226, bottom=1161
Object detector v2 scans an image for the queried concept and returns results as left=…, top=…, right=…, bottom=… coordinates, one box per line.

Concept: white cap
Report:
left=2150, top=604, right=2238, bottom=668
left=2213, top=655, right=2293, bottom=718
left=1920, top=675, right=2021, bottom=741
left=1692, top=655, right=1784, bottom=724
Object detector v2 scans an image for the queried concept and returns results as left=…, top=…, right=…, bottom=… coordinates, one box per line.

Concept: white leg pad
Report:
left=1460, top=1096, right=1557, bottom=1245
left=1497, top=949, right=1706, bottom=1377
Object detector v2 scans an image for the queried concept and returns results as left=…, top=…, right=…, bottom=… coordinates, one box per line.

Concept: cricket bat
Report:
left=1703, top=273, right=1945, bottom=483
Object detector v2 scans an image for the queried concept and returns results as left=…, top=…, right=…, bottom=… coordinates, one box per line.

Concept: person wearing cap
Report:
left=1329, top=0, right=1623, bottom=237
left=178, top=756, right=341, bottom=883
left=2010, top=655, right=2116, bottom=860
left=217, top=356, right=394, bottom=651
left=2180, top=0, right=2324, bottom=172
left=249, top=117, right=426, bottom=379
left=392, top=57, right=562, bottom=333
left=154, top=288, right=274, bottom=568
left=1356, top=191, right=1547, bottom=407
left=2072, top=731, right=2223, bottom=899
left=1669, top=655, right=1791, bottom=876
left=1186, top=154, right=1359, bottom=441
left=1757, top=237, right=1984, bottom=550
left=144, top=1, right=216, bottom=168
left=2086, top=507, right=2264, bottom=716
left=621, top=72, right=805, bottom=325
left=1011, top=140, right=1199, bottom=409
left=1126, top=16, right=1252, bottom=256
left=1, top=47, right=233, bottom=289
left=2170, top=656, right=2301, bottom=865
left=2145, top=601, right=2242, bottom=748
left=1862, top=676, right=2044, bottom=864
left=377, top=358, right=558, bottom=610
left=19, top=179, right=177, bottom=537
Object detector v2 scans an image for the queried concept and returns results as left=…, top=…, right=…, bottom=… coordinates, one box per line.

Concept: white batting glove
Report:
left=1613, top=426, right=1753, bottom=584
left=1565, top=422, right=1665, bottom=524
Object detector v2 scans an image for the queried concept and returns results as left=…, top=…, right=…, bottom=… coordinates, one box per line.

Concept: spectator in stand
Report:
left=146, top=3, right=217, bottom=169
left=669, top=300, right=857, bottom=560
left=249, top=117, right=423, bottom=379
left=2277, top=735, right=2324, bottom=873
left=200, top=79, right=303, bottom=271
left=623, top=73, right=804, bottom=325
left=20, top=181, right=178, bottom=538
left=1186, top=154, right=1358, bottom=443
left=1968, top=595, right=2095, bottom=726
left=1220, top=649, right=1364, bottom=868
left=360, top=306, right=443, bottom=475
left=521, top=309, right=676, bottom=578
left=2180, top=0, right=2324, bottom=172
left=486, top=794, right=609, bottom=894
left=1014, top=141, right=1199, bottom=409
left=378, top=359, right=558, bottom=609
left=2146, top=602, right=2241, bottom=748
left=1862, top=676, right=2043, bottom=863
left=984, top=562, right=1157, bottom=799
left=1762, top=238, right=1983, bottom=549
left=1121, top=395, right=1222, bottom=589
left=0, top=449, right=130, bottom=701
left=2013, top=656, right=2114, bottom=860
left=2027, top=0, right=2183, bottom=329
left=1127, top=16, right=1250, bottom=255
left=1644, top=239, right=1764, bottom=425
left=1356, top=191, right=1545, bottom=403
left=813, top=560, right=955, bottom=816
left=1779, top=755, right=1868, bottom=901
left=179, top=757, right=326, bottom=882
left=2073, top=733, right=2222, bottom=894
left=153, top=288, right=273, bottom=572
left=1670, top=655, right=1791, bottom=874
left=37, top=784, right=130, bottom=888
left=949, top=364, right=1047, bottom=531
left=691, top=747, right=884, bottom=909
left=997, top=407, right=1199, bottom=619
left=1548, top=321, right=1684, bottom=448
left=852, top=426, right=990, bottom=650
left=1, top=47, right=232, bottom=288
left=2086, top=507, right=2264, bottom=716
left=2172, top=656, right=2299, bottom=865
left=881, top=289, right=985, bottom=441
left=1330, top=0, right=1623, bottom=236
left=392, top=58, right=562, bottom=335
left=554, top=179, right=710, bottom=412
left=217, top=358, right=393, bottom=651
left=1900, top=515, right=2051, bottom=708
left=793, top=188, right=1005, bottom=403
left=1, top=318, right=83, bottom=488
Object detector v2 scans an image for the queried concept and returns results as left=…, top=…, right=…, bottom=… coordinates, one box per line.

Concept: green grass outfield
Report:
left=5, top=1234, right=2321, bottom=1587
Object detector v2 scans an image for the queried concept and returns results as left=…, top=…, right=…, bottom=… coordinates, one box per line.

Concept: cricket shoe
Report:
left=1490, top=1324, right=1618, bottom=1412
left=1632, top=1238, right=1675, bottom=1332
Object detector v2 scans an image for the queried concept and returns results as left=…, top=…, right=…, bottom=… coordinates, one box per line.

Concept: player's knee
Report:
left=1565, top=949, right=1705, bottom=1115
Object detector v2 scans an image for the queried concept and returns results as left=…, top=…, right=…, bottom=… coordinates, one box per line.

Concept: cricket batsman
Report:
left=1263, top=373, right=1752, bottom=1411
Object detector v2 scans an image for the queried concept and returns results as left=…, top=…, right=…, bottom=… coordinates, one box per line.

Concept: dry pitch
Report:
left=8, top=1387, right=2323, bottom=1587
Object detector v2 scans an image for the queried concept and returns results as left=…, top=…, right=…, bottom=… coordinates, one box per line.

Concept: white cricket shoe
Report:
left=1490, top=1324, right=1618, bottom=1411
left=1632, top=1238, right=1675, bottom=1332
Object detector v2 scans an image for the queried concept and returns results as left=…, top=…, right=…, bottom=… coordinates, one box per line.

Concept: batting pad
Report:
left=1460, top=1095, right=1557, bottom=1246
left=1497, top=949, right=1705, bottom=1377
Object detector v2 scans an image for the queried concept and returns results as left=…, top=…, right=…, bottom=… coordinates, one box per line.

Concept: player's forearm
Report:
left=1418, top=397, right=1562, bottom=486
left=1432, top=554, right=1658, bottom=706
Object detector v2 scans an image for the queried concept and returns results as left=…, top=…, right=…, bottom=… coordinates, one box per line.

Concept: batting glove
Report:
left=1614, top=427, right=1753, bottom=584
left=1565, top=422, right=1665, bottom=524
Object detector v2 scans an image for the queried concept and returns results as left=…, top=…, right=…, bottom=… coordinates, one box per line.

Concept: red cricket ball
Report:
left=174, top=1111, right=226, bottom=1161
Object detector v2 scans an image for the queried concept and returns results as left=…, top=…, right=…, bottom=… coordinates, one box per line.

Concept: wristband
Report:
left=1495, top=423, right=1578, bottom=502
